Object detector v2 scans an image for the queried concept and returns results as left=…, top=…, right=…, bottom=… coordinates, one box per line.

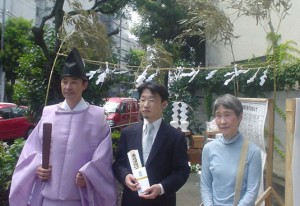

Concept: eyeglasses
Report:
left=139, top=98, right=158, bottom=105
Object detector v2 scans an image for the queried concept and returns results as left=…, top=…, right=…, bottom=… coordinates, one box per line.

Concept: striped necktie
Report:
left=143, top=123, right=154, bottom=163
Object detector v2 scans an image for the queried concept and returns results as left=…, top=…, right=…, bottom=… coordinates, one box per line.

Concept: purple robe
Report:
left=9, top=104, right=117, bottom=206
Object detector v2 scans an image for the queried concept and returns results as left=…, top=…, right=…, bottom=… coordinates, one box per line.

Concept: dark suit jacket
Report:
left=112, top=121, right=190, bottom=206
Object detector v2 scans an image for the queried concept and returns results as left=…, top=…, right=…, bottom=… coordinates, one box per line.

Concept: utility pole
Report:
left=0, top=0, right=6, bottom=102
left=119, top=17, right=122, bottom=69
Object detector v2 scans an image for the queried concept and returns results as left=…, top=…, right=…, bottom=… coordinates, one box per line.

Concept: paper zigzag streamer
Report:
left=86, top=70, right=98, bottom=80
left=247, top=67, right=261, bottom=84
left=179, top=68, right=196, bottom=77
left=259, top=69, right=268, bottom=86
left=146, top=69, right=159, bottom=82
left=189, top=70, right=200, bottom=83
left=206, top=70, right=217, bottom=80
left=173, top=67, right=183, bottom=81
left=87, top=62, right=130, bottom=85
left=171, top=67, right=200, bottom=83
left=85, top=61, right=268, bottom=88
left=224, top=65, right=250, bottom=85
left=135, top=66, right=159, bottom=88
left=224, top=75, right=235, bottom=85
left=135, top=66, right=150, bottom=88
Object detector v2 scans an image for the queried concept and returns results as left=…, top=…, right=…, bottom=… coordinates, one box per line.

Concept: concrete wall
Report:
left=205, top=0, right=300, bottom=66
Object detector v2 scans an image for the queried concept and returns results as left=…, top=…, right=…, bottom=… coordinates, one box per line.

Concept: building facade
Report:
left=205, top=0, right=300, bottom=67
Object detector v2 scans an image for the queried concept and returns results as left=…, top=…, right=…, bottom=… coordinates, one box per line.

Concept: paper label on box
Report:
left=127, top=150, right=150, bottom=194
left=127, top=150, right=142, bottom=169
left=132, top=167, right=150, bottom=194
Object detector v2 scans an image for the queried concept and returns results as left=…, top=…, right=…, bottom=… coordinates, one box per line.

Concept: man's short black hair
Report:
left=137, top=81, right=169, bottom=102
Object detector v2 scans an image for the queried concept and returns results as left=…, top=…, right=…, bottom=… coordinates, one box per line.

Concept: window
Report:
left=0, top=108, right=12, bottom=119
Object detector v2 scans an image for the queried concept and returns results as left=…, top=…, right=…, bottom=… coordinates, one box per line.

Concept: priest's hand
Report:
left=36, top=165, right=52, bottom=181
left=76, top=172, right=86, bottom=187
left=139, top=184, right=161, bottom=199
left=125, top=174, right=140, bottom=191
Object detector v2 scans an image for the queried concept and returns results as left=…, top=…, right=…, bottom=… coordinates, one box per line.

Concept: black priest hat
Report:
left=61, top=48, right=87, bottom=80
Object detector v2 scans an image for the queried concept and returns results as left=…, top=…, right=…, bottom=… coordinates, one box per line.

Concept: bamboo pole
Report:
left=265, top=99, right=274, bottom=206
left=285, top=99, right=296, bottom=206
left=255, top=186, right=272, bottom=206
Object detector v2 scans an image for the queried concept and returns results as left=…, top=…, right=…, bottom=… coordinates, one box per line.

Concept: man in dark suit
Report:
left=113, top=81, right=190, bottom=206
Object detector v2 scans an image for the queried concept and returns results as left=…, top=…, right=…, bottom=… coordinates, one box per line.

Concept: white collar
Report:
left=60, top=98, right=88, bottom=111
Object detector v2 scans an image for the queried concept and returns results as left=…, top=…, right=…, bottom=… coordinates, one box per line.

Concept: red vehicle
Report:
left=103, top=97, right=140, bottom=129
left=0, top=102, right=35, bottom=141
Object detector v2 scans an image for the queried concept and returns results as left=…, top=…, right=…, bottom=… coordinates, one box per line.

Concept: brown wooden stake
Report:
left=42, top=123, right=52, bottom=170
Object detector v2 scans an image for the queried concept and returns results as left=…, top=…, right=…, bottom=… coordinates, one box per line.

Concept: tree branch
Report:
left=32, top=0, right=65, bottom=59
left=108, top=28, right=120, bottom=37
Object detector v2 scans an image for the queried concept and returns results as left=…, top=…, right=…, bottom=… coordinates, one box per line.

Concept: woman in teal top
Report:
left=201, top=94, right=262, bottom=206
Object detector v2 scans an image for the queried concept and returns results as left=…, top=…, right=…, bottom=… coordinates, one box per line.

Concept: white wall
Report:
left=206, top=0, right=300, bottom=66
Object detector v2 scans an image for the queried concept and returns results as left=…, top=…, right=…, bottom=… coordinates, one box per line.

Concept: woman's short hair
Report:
left=213, top=94, right=243, bottom=117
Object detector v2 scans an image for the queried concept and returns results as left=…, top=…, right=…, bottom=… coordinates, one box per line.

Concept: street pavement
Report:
left=177, top=172, right=201, bottom=206
left=116, top=172, right=202, bottom=206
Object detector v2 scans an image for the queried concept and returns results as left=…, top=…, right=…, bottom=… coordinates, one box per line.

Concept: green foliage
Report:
left=112, top=129, right=121, bottom=140
left=124, top=48, right=146, bottom=67
left=111, top=130, right=121, bottom=156
left=275, top=104, right=286, bottom=120
left=12, top=26, right=114, bottom=119
left=58, top=7, right=111, bottom=60
left=177, top=0, right=235, bottom=45
left=190, top=163, right=201, bottom=173
left=134, top=0, right=186, bottom=44
left=266, top=33, right=300, bottom=66
left=147, top=39, right=174, bottom=68
left=188, top=63, right=300, bottom=98
left=274, top=135, right=286, bottom=159
left=165, top=77, right=203, bottom=134
left=223, top=0, right=291, bottom=26
left=189, top=67, right=235, bottom=96
left=13, top=45, right=48, bottom=122
left=204, top=91, right=213, bottom=120
left=0, top=17, right=33, bottom=94
left=133, top=0, right=205, bottom=66
left=13, top=38, right=136, bottom=120
left=11, top=27, right=58, bottom=121
left=0, top=139, right=25, bottom=199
